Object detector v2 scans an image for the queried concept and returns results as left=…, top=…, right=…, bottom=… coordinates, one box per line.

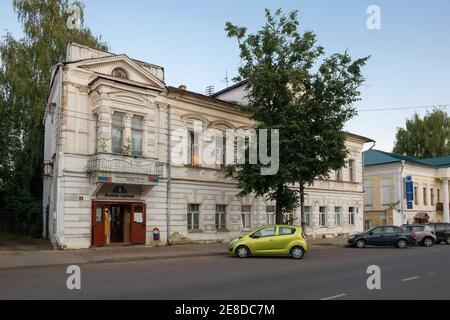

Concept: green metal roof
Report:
left=419, top=155, right=450, bottom=167
left=363, top=149, right=437, bottom=167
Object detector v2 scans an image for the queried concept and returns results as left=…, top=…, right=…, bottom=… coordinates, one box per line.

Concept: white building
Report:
left=43, top=43, right=372, bottom=249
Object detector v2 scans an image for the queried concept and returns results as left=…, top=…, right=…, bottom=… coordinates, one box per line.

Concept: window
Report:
left=381, top=179, right=392, bottom=205
left=348, top=159, right=355, bottom=182
left=284, top=211, right=295, bottom=225
left=364, top=219, right=371, bottom=231
left=336, top=169, right=342, bottom=181
left=111, top=112, right=124, bottom=153
left=414, top=186, right=419, bottom=205
left=335, top=207, right=341, bottom=225
left=437, top=189, right=441, bottom=203
left=188, top=131, right=199, bottom=165
left=215, top=205, right=226, bottom=230
left=241, top=205, right=251, bottom=229
left=279, top=227, right=296, bottom=235
left=364, top=181, right=372, bottom=205
left=112, top=67, right=129, bottom=80
left=304, top=206, right=311, bottom=227
left=253, top=226, right=275, bottom=238
left=319, top=207, right=326, bottom=227
left=431, top=188, right=435, bottom=206
left=349, top=207, right=355, bottom=225
left=131, top=115, right=144, bottom=156
left=423, top=188, right=428, bottom=205
left=214, top=135, right=226, bottom=167
left=187, top=204, right=200, bottom=231
left=266, top=205, right=275, bottom=225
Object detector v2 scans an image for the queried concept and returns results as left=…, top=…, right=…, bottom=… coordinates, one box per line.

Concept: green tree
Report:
left=0, top=0, right=107, bottom=236
left=225, top=9, right=368, bottom=227
left=393, top=108, right=450, bottom=158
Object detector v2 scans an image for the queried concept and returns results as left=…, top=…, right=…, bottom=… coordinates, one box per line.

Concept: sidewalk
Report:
left=0, top=237, right=348, bottom=270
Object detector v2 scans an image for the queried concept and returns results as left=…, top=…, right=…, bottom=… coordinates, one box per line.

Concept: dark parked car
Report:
left=348, top=225, right=417, bottom=248
left=426, top=223, right=450, bottom=244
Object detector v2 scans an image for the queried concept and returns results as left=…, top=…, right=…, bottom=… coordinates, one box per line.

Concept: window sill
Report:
left=188, top=229, right=203, bottom=233
left=216, top=228, right=229, bottom=233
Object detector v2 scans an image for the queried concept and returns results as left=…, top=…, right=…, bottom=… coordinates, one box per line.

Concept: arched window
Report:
left=112, top=67, right=129, bottom=80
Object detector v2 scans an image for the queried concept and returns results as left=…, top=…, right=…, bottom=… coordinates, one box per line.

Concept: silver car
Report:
left=401, top=224, right=436, bottom=247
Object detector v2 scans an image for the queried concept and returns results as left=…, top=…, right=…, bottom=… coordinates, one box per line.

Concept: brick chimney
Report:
left=178, top=84, right=187, bottom=90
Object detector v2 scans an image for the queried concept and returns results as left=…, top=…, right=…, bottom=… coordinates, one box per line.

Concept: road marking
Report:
left=320, top=293, right=347, bottom=300
left=402, top=276, right=420, bottom=282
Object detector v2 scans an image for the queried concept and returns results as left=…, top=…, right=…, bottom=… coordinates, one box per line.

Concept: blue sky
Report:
left=1, top=0, right=449, bottom=151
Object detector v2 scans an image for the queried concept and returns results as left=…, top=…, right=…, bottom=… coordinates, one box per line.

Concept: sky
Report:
left=1, top=0, right=449, bottom=152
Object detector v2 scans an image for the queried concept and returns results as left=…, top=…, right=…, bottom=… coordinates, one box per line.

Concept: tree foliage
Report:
left=393, top=109, right=450, bottom=159
left=225, top=9, right=368, bottom=224
left=0, top=0, right=107, bottom=236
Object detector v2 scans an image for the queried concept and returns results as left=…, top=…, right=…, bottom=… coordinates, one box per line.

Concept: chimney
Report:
left=178, top=84, right=187, bottom=91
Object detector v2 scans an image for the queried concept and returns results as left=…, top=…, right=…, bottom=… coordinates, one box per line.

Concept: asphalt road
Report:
left=1, top=244, right=450, bottom=300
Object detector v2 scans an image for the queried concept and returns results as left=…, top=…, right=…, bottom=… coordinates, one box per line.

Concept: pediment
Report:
left=74, top=55, right=165, bottom=91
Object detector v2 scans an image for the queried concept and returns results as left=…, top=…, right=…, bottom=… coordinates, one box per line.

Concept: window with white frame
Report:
left=187, top=131, right=199, bottom=165
left=215, top=205, right=226, bottom=230
left=187, top=204, right=200, bottom=231
left=111, top=112, right=124, bottom=153
left=349, top=207, right=355, bottom=225
left=423, top=187, right=428, bottom=205
left=266, top=205, right=275, bottom=225
left=131, top=115, right=144, bottom=156
left=284, top=211, right=295, bottom=225
left=381, top=179, right=392, bottom=205
left=319, top=207, right=327, bottom=227
left=431, top=188, right=435, bottom=206
left=414, top=186, right=419, bottom=205
left=348, top=159, right=355, bottom=182
left=336, top=169, right=342, bottom=181
left=304, top=206, right=311, bottom=227
left=364, top=181, right=373, bottom=205
left=335, top=207, right=341, bottom=225
left=241, top=205, right=251, bottom=229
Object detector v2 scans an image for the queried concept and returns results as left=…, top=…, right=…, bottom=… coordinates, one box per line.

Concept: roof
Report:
left=167, top=86, right=239, bottom=108
left=419, top=155, right=450, bottom=167
left=211, top=79, right=249, bottom=97
left=345, top=132, right=375, bottom=143
left=363, top=149, right=428, bottom=166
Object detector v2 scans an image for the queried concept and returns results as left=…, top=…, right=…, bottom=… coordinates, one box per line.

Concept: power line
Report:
left=358, top=104, right=449, bottom=112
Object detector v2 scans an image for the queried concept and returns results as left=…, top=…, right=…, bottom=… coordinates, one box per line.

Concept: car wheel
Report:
left=290, top=246, right=305, bottom=259
left=397, top=239, right=407, bottom=249
left=355, top=239, right=366, bottom=248
left=236, top=245, right=250, bottom=258
left=423, top=237, right=434, bottom=247
left=446, top=236, right=450, bottom=245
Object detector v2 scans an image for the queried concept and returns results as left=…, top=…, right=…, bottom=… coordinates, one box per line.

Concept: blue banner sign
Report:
left=405, top=176, right=414, bottom=209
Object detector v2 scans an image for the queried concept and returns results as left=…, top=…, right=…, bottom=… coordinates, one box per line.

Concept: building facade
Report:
left=363, top=149, right=450, bottom=229
left=43, top=43, right=372, bottom=249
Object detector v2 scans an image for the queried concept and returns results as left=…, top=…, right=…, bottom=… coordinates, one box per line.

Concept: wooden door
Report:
left=91, top=202, right=106, bottom=247
left=131, top=203, right=146, bottom=244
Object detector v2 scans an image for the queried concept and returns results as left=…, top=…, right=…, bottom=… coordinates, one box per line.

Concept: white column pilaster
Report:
left=443, top=178, right=449, bottom=223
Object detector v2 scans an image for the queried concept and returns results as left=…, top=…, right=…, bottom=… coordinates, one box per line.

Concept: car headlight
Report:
left=229, top=238, right=239, bottom=245
left=348, top=235, right=355, bottom=239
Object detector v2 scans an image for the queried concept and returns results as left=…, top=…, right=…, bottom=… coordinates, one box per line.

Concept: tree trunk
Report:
left=275, top=183, right=284, bottom=224
left=299, top=183, right=307, bottom=235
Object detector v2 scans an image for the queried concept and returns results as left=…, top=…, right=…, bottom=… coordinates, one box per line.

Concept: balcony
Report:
left=87, top=154, right=165, bottom=186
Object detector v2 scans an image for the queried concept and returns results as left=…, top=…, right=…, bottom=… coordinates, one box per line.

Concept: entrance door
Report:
left=131, top=203, right=146, bottom=244
left=110, top=205, right=124, bottom=243
left=92, top=202, right=105, bottom=247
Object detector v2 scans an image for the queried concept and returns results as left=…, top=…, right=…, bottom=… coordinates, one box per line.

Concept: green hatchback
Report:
left=227, top=224, right=308, bottom=259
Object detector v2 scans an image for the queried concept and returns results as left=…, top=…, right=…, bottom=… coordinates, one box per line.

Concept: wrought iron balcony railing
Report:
left=87, top=157, right=165, bottom=176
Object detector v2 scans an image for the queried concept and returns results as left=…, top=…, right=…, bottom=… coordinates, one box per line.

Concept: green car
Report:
left=227, top=224, right=308, bottom=259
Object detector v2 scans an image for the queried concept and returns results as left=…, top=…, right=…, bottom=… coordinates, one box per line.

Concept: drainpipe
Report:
left=362, top=141, right=376, bottom=230
left=399, top=160, right=405, bottom=225
left=166, top=104, right=172, bottom=245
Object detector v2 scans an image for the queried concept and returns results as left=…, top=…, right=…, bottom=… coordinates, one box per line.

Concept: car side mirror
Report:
left=251, top=233, right=260, bottom=239
left=369, top=232, right=373, bottom=235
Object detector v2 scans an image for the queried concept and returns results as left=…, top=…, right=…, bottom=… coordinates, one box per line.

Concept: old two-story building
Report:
left=43, top=43, right=373, bottom=249
left=363, top=149, right=450, bottom=229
